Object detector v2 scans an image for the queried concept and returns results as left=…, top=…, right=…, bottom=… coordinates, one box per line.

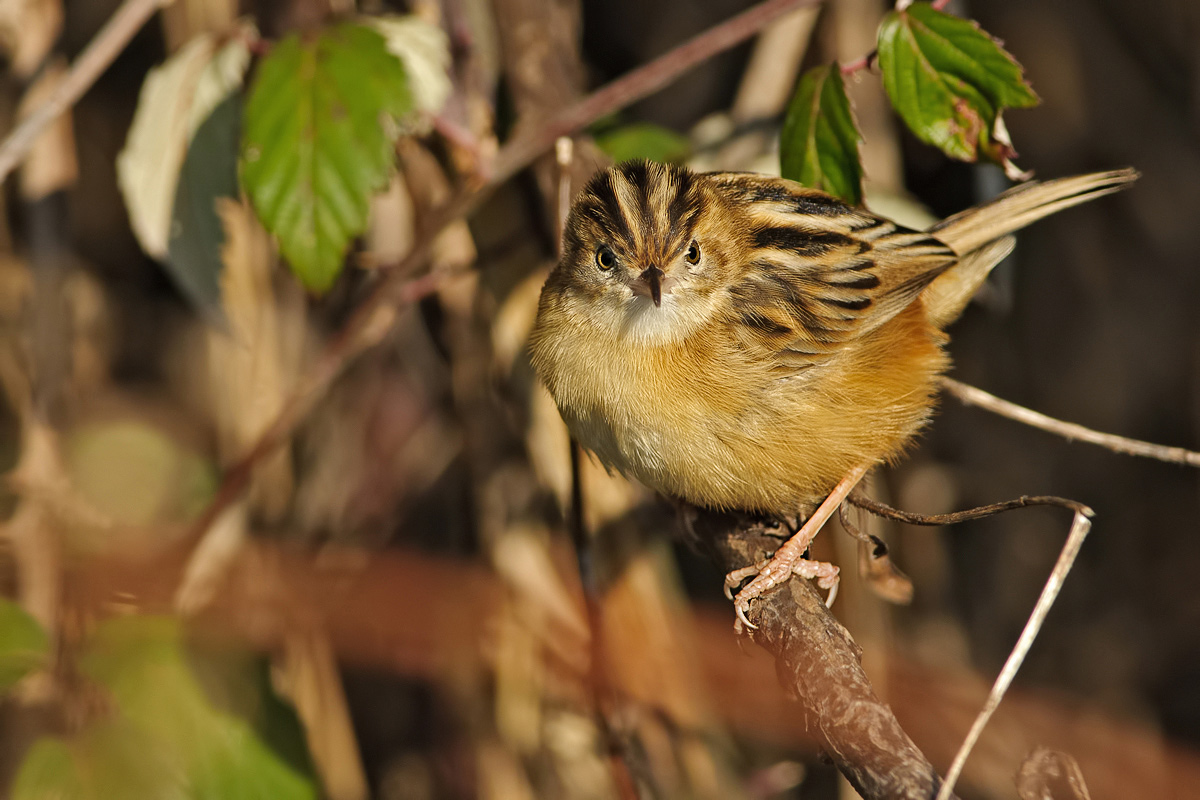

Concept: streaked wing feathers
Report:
left=712, top=174, right=956, bottom=375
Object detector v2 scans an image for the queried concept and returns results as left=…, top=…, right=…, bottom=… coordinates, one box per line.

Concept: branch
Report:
left=688, top=509, right=958, bottom=800
left=0, top=0, right=172, bottom=183
left=182, top=0, right=824, bottom=547
left=941, top=377, right=1200, bottom=467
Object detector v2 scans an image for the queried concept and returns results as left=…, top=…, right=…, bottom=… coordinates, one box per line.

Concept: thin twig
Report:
left=182, top=0, right=824, bottom=549
left=847, top=492, right=1092, bottom=525
left=840, top=51, right=876, bottom=76
left=941, top=377, right=1200, bottom=468
left=0, top=0, right=172, bottom=183
left=936, top=508, right=1094, bottom=800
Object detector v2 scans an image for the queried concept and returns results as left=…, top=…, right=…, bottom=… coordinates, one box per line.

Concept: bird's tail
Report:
left=921, top=169, right=1138, bottom=328
left=931, top=168, right=1138, bottom=255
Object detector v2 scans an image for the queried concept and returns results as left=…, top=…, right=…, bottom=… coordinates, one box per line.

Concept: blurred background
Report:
left=0, top=0, right=1196, bottom=798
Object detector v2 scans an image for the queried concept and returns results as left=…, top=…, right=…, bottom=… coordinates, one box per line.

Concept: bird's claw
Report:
left=726, top=556, right=841, bottom=632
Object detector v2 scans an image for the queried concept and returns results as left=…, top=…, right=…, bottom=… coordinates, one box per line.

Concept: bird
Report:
left=528, top=160, right=1136, bottom=621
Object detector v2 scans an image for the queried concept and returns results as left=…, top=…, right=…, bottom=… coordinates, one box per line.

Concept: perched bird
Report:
left=529, top=161, right=1136, bottom=615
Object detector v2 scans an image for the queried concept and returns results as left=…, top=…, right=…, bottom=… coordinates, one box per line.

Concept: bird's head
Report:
left=547, top=161, right=741, bottom=345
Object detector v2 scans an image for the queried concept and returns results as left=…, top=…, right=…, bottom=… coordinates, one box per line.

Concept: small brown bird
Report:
left=529, top=161, right=1135, bottom=617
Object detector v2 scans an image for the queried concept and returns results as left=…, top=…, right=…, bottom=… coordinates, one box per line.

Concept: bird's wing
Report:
left=707, top=173, right=957, bottom=376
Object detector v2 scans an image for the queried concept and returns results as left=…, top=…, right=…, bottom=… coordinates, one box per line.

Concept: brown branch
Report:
left=941, top=377, right=1200, bottom=468
left=687, top=509, right=959, bottom=800
left=0, top=0, right=172, bottom=183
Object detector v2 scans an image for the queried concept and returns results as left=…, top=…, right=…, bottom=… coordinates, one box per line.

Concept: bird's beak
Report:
left=637, top=266, right=664, bottom=307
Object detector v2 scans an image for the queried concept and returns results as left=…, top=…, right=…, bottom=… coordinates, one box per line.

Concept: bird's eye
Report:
left=595, top=245, right=616, bottom=271
left=685, top=240, right=701, bottom=264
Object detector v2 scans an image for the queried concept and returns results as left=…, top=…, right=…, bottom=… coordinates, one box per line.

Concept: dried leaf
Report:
left=1016, top=747, right=1092, bottom=800
left=363, top=15, right=452, bottom=118
left=209, top=198, right=304, bottom=520
left=18, top=58, right=78, bottom=200
left=117, top=23, right=254, bottom=260
left=0, top=0, right=61, bottom=78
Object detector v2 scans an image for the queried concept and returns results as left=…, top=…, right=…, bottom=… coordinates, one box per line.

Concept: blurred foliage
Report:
left=594, top=122, right=691, bottom=164
left=66, top=419, right=217, bottom=530
left=0, top=599, right=48, bottom=690
left=11, top=617, right=315, bottom=800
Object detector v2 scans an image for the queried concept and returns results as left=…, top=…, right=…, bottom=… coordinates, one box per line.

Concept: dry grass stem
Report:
left=936, top=508, right=1095, bottom=800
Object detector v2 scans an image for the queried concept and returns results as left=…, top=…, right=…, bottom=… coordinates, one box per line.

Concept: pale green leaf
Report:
left=11, top=722, right=185, bottom=800
left=780, top=63, right=863, bottom=205
left=240, top=23, right=414, bottom=293
left=76, top=616, right=316, bottom=800
left=594, top=123, right=691, bottom=165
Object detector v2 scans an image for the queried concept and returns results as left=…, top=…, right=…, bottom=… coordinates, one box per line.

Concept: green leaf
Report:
left=594, top=123, right=691, bottom=165
left=78, top=616, right=316, bottom=800
left=878, top=2, right=1038, bottom=164
left=0, top=598, right=48, bottom=690
left=241, top=23, right=413, bottom=293
left=12, top=722, right=184, bottom=800
left=779, top=64, right=863, bottom=205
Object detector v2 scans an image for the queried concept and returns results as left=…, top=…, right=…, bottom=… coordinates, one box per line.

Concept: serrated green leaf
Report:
left=878, top=3, right=1038, bottom=164
left=780, top=64, right=863, bottom=205
left=241, top=23, right=413, bottom=293
left=0, top=597, right=48, bottom=690
left=594, top=123, right=691, bottom=165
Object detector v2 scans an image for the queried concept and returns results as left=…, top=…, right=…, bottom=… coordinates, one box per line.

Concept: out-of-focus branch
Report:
left=0, top=0, right=172, bottom=183
left=688, top=509, right=958, bottom=800
left=182, top=0, right=824, bottom=547
left=66, top=537, right=1200, bottom=798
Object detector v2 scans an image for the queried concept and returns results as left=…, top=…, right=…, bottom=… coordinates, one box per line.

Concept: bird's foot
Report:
left=725, top=555, right=840, bottom=631
left=722, top=463, right=869, bottom=631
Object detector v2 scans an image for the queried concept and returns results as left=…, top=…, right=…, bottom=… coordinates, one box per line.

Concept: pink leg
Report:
left=725, top=463, right=869, bottom=630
